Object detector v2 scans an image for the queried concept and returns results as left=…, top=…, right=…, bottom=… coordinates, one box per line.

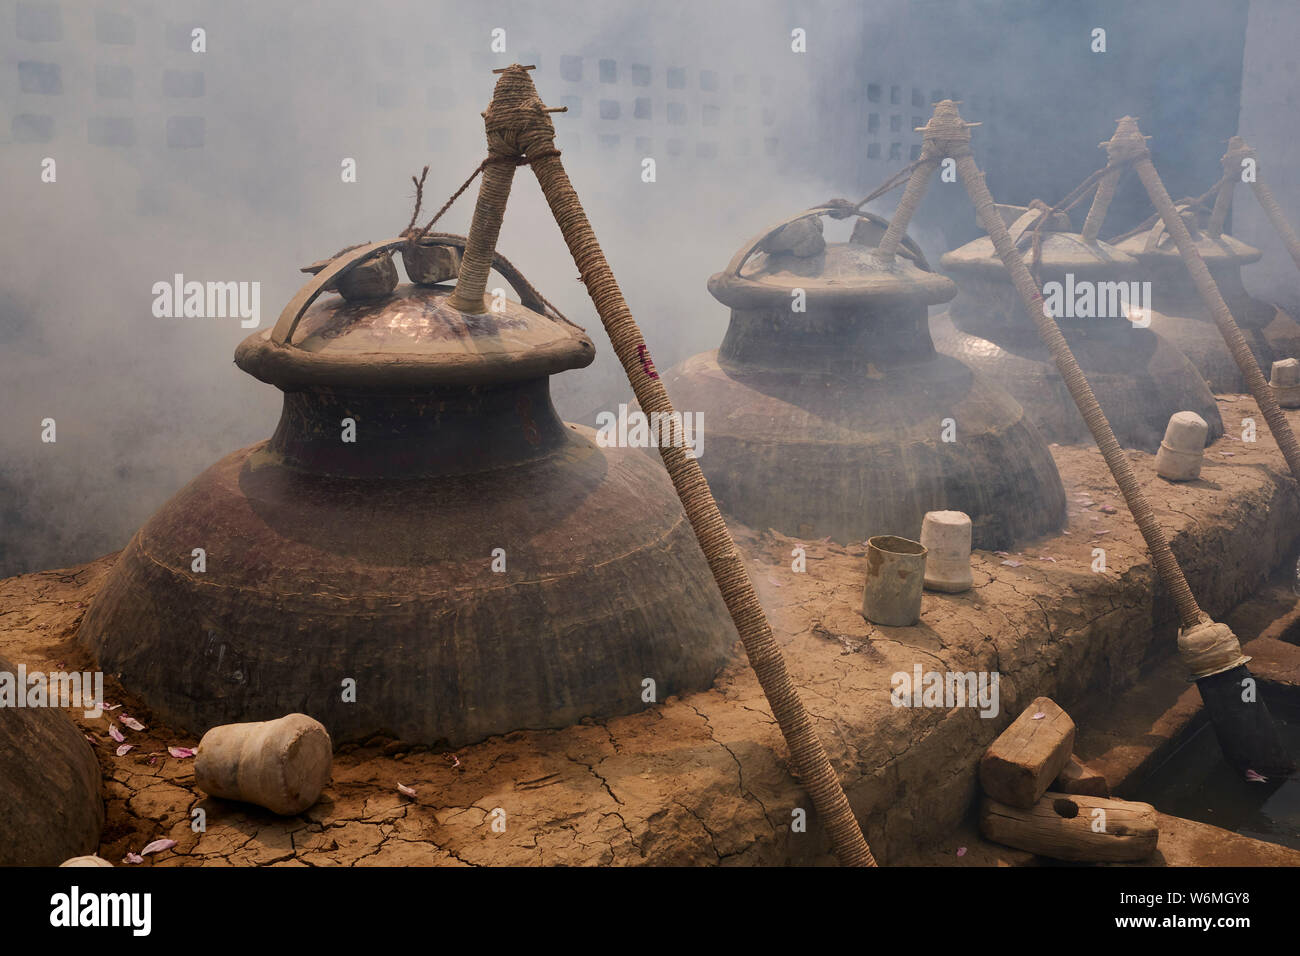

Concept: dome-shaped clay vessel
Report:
left=0, top=652, right=104, bottom=865
left=662, top=209, right=1066, bottom=550
left=1112, top=206, right=1300, bottom=393
left=933, top=205, right=1224, bottom=450
left=78, top=238, right=735, bottom=746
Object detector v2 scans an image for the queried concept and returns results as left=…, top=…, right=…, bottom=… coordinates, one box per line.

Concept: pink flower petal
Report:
left=103, top=703, right=121, bottom=711
left=108, top=724, right=125, bottom=743
left=116, top=743, right=134, bottom=756
left=1032, top=712, right=1046, bottom=720
left=120, top=716, right=146, bottom=732
left=167, top=746, right=195, bottom=759
left=956, top=846, right=967, bottom=857
left=1000, top=560, right=1022, bottom=568
left=140, top=839, right=176, bottom=856
left=1092, top=530, right=1111, bottom=537
left=397, top=782, right=418, bottom=798
left=1245, top=769, right=1268, bottom=783
left=123, top=852, right=143, bottom=865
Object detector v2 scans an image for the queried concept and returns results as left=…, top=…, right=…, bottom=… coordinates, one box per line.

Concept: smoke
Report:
left=0, top=0, right=1285, bottom=576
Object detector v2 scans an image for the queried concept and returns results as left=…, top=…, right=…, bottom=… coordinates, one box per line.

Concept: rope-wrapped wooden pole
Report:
left=875, top=104, right=972, bottom=261
left=920, top=102, right=1290, bottom=774
left=449, top=159, right=518, bottom=312
left=1227, top=136, right=1300, bottom=273
left=1206, top=157, right=1234, bottom=240
left=1114, top=120, right=1300, bottom=484
left=471, top=65, right=875, bottom=865
left=1081, top=164, right=1123, bottom=242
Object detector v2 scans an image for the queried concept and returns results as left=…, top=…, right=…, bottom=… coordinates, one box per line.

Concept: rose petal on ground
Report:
left=1032, top=712, right=1046, bottom=720
left=141, top=839, right=176, bottom=856
left=956, top=846, right=967, bottom=857
left=116, top=743, right=134, bottom=756
left=1245, top=769, right=1268, bottom=783
left=167, top=746, right=195, bottom=759
left=123, top=853, right=143, bottom=865
left=109, top=724, right=125, bottom=743
left=397, top=783, right=418, bottom=798
left=120, top=716, right=146, bottom=732
left=1000, top=560, right=1022, bottom=568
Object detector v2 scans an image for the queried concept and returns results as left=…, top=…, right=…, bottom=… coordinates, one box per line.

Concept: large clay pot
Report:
left=934, top=205, right=1224, bottom=451
left=78, top=238, right=735, bottom=746
left=0, top=653, right=104, bottom=865
left=1112, top=205, right=1300, bottom=392
left=662, top=208, right=1066, bottom=550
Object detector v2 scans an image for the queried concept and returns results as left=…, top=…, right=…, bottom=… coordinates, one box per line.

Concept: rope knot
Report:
left=917, top=100, right=975, bottom=158
left=484, top=64, right=556, bottom=159
left=1101, top=115, right=1150, bottom=165
left=1221, top=135, right=1256, bottom=171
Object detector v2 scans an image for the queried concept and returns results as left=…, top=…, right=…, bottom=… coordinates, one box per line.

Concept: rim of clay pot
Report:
left=867, top=535, right=927, bottom=557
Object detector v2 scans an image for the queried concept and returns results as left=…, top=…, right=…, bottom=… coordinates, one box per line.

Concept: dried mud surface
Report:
left=2, top=395, right=1298, bottom=867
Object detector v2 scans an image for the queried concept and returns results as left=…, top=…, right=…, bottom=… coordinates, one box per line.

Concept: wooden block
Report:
left=980, top=696, right=1075, bottom=807
left=980, top=792, right=1159, bottom=862
left=1054, top=754, right=1109, bottom=797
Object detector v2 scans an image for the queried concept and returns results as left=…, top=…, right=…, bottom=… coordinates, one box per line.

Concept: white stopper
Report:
left=195, top=713, right=333, bottom=816
left=1271, top=357, right=1300, bottom=387
left=1155, top=411, right=1208, bottom=481
left=919, top=510, right=973, bottom=593
left=1270, top=358, right=1300, bottom=407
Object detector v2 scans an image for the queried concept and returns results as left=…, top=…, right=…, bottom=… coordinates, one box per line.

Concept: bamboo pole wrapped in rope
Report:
left=1227, top=136, right=1300, bottom=273
left=1081, top=164, right=1123, bottom=243
left=469, top=65, right=875, bottom=866
left=903, top=102, right=1290, bottom=775
left=1111, top=120, right=1300, bottom=484
left=1206, top=162, right=1234, bottom=240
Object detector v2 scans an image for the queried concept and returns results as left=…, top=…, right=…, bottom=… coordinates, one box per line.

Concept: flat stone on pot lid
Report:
left=941, top=204, right=1137, bottom=279
left=708, top=209, right=955, bottom=310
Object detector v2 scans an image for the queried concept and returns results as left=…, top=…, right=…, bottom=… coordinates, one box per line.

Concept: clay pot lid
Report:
left=708, top=207, right=956, bottom=309
left=941, top=205, right=1138, bottom=278
left=1112, top=208, right=1262, bottom=266
left=235, top=237, right=594, bottom=390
